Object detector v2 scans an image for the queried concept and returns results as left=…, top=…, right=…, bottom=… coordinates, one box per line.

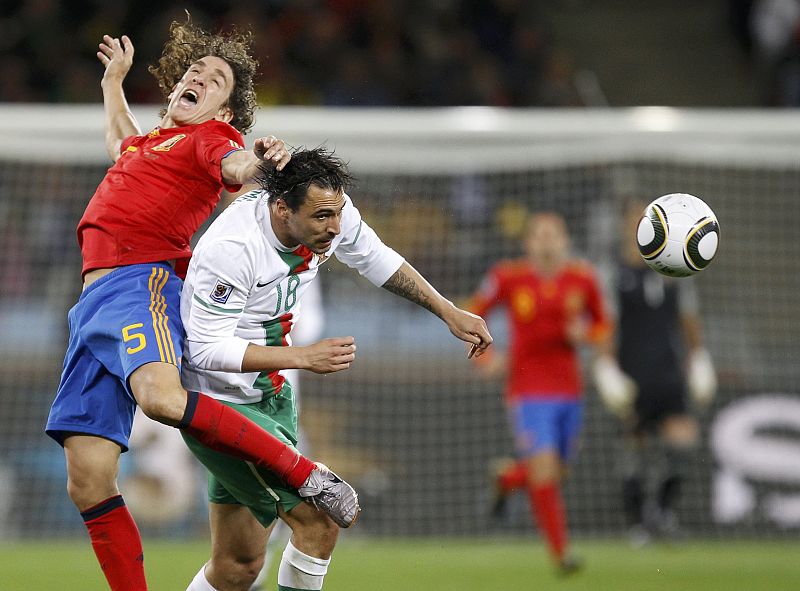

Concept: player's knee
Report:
left=214, top=553, right=264, bottom=589
left=63, top=441, right=121, bottom=511
left=137, top=394, right=181, bottom=425
left=317, top=515, right=340, bottom=550
left=662, top=419, right=699, bottom=448
left=528, top=451, right=561, bottom=485
left=66, top=472, right=117, bottom=511
left=294, top=514, right=339, bottom=557
left=235, top=555, right=265, bottom=586
left=130, top=367, right=186, bottom=425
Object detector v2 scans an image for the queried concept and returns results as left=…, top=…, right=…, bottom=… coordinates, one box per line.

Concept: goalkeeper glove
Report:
left=688, top=348, right=717, bottom=408
left=592, top=356, right=637, bottom=419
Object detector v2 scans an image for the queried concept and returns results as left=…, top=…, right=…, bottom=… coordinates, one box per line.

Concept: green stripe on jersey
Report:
left=192, top=293, right=243, bottom=314
left=253, top=316, right=291, bottom=397
left=277, top=586, right=310, bottom=591
left=277, top=249, right=309, bottom=274
left=252, top=371, right=278, bottom=397
left=262, top=316, right=288, bottom=346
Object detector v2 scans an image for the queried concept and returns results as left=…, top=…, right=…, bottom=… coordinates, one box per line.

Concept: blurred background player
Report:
left=610, top=201, right=717, bottom=545
left=470, top=212, right=632, bottom=574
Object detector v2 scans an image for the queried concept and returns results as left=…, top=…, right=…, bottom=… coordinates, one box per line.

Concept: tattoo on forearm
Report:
left=382, top=269, right=436, bottom=315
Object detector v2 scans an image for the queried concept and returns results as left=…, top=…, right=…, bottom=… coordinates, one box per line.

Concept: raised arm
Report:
left=96, top=35, right=141, bottom=162
left=382, top=262, right=493, bottom=358
left=221, top=135, right=292, bottom=185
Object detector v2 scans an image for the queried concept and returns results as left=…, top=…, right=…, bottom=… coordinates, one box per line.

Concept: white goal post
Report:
left=2, top=105, right=799, bottom=169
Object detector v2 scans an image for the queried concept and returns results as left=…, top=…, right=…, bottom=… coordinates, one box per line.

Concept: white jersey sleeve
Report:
left=334, top=197, right=404, bottom=286
left=181, top=237, right=255, bottom=372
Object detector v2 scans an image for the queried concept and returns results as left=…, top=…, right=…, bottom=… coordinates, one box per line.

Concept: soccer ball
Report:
left=636, top=193, right=720, bottom=277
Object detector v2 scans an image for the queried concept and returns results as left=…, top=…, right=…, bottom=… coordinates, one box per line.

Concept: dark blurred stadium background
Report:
left=2, top=0, right=799, bottom=107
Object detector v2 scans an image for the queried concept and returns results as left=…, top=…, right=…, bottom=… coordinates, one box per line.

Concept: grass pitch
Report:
left=2, top=538, right=797, bottom=590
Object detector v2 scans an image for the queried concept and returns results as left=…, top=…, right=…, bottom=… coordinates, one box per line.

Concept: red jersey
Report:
left=471, top=259, right=611, bottom=400
left=78, top=119, right=245, bottom=278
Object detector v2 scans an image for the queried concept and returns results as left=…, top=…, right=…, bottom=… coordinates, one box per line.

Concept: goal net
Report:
left=1, top=105, right=798, bottom=539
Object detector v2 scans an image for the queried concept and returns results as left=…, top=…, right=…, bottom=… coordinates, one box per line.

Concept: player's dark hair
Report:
left=258, top=147, right=354, bottom=211
left=149, top=17, right=258, bottom=134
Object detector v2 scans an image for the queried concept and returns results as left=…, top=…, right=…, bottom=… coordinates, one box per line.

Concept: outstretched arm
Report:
left=241, top=337, right=356, bottom=374
left=96, top=35, right=141, bottom=162
left=382, top=262, right=493, bottom=358
left=221, top=135, right=292, bottom=185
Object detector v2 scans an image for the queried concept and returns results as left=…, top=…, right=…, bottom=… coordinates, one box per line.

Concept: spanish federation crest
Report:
left=152, top=133, right=187, bottom=152
left=210, top=279, right=234, bottom=304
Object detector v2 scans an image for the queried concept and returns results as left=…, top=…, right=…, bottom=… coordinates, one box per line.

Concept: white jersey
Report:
left=181, top=190, right=404, bottom=403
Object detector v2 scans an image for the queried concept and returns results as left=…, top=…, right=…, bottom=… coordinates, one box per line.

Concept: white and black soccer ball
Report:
left=636, top=193, right=720, bottom=277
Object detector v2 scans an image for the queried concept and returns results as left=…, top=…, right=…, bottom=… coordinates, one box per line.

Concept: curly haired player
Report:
left=45, top=20, right=356, bottom=591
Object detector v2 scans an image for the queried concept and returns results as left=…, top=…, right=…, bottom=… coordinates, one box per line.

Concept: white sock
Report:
left=186, top=564, right=218, bottom=591
left=277, top=541, right=330, bottom=591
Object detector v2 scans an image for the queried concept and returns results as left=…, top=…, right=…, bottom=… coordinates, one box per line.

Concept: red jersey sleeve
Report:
left=194, top=121, right=246, bottom=193
left=582, top=266, right=613, bottom=344
left=469, top=264, right=506, bottom=318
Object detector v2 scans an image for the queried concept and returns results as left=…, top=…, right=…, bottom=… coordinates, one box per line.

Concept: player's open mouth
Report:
left=179, top=89, right=199, bottom=107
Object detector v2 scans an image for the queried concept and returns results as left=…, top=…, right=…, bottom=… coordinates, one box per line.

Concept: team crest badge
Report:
left=152, top=134, right=187, bottom=152
left=210, top=280, right=234, bottom=304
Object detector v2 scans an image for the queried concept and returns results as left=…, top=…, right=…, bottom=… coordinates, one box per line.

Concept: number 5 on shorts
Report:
left=122, top=323, right=146, bottom=354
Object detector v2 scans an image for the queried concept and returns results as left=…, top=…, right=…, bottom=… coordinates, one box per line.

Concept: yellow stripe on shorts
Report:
left=156, top=271, right=177, bottom=364
left=148, top=267, right=175, bottom=365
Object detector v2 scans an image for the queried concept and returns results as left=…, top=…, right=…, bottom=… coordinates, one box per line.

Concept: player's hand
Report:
left=444, top=307, right=493, bottom=359
left=97, top=35, right=134, bottom=83
left=688, top=348, right=717, bottom=408
left=254, top=136, right=291, bottom=171
left=592, top=356, right=636, bottom=419
left=300, top=337, right=356, bottom=374
left=565, top=316, right=588, bottom=345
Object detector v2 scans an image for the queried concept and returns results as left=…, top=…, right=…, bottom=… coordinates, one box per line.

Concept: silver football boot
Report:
left=298, top=464, right=361, bottom=528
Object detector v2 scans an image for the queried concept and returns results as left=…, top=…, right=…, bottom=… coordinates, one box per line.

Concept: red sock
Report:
left=179, top=392, right=314, bottom=488
left=498, top=461, right=528, bottom=493
left=527, top=482, right=568, bottom=562
left=81, top=495, right=147, bottom=591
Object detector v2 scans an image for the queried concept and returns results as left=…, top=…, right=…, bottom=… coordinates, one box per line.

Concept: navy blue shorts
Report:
left=509, top=398, right=584, bottom=461
left=46, top=263, right=183, bottom=451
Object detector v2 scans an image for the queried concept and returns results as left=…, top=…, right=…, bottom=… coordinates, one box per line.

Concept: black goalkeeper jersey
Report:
left=616, top=262, right=689, bottom=393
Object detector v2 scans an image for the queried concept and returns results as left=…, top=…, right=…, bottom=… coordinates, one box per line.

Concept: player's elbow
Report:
left=185, top=338, right=246, bottom=372
left=220, top=150, right=253, bottom=185
left=105, top=136, right=122, bottom=162
left=184, top=342, right=224, bottom=371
